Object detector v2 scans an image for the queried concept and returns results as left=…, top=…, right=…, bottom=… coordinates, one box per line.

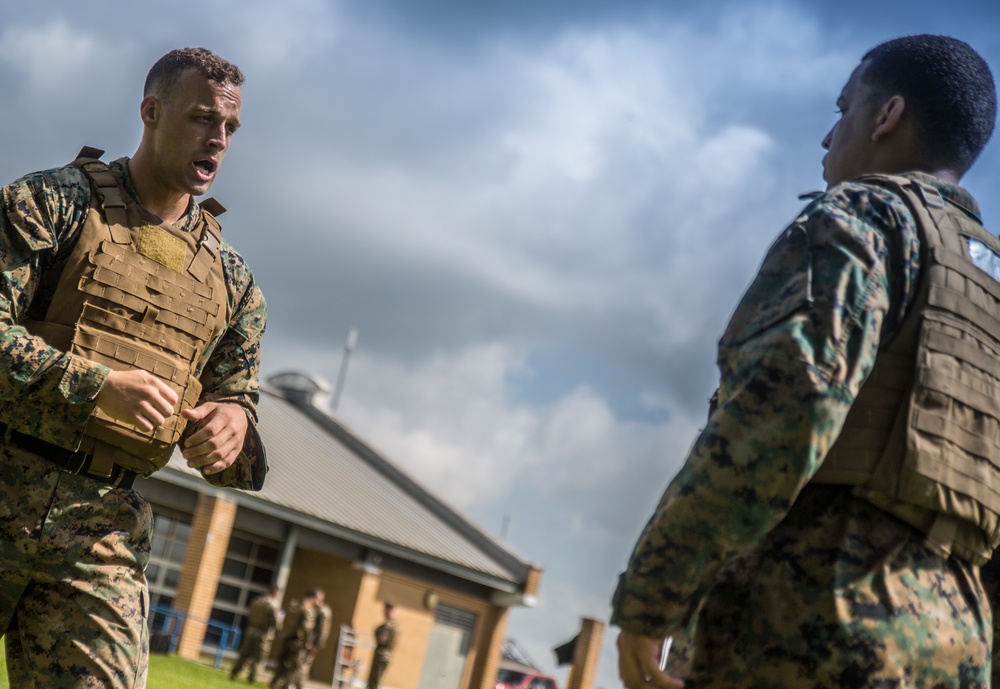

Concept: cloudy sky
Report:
left=3, top=2, right=1000, bottom=686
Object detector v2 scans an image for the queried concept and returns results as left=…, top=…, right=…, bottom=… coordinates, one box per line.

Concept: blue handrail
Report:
left=149, top=604, right=243, bottom=668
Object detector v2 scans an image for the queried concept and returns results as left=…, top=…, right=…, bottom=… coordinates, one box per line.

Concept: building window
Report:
left=147, top=509, right=192, bottom=611
left=205, top=530, right=281, bottom=647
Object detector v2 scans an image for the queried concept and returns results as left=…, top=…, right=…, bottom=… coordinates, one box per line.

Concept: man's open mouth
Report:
left=194, top=159, right=216, bottom=175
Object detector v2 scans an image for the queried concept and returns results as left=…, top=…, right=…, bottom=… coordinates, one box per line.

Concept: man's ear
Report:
left=871, top=95, right=906, bottom=142
left=139, top=95, right=159, bottom=127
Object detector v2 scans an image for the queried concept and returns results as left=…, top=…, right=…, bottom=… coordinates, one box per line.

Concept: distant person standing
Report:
left=270, top=589, right=320, bottom=689
left=292, top=589, right=332, bottom=689
left=367, top=603, right=398, bottom=689
left=231, top=585, right=281, bottom=684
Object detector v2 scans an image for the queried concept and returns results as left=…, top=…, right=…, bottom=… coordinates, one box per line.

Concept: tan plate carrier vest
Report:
left=813, top=173, right=1000, bottom=565
left=24, top=148, right=230, bottom=476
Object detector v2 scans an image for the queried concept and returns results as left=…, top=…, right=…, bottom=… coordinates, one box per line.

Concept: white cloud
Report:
left=224, top=0, right=341, bottom=73
left=0, top=20, right=102, bottom=95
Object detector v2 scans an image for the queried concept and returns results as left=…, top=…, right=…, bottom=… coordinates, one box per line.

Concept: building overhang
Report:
left=151, top=467, right=526, bottom=597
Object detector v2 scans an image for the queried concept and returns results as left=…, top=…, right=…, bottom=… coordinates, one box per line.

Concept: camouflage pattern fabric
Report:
left=0, top=444, right=151, bottom=689
left=367, top=620, right=397, bottom=689
left=612, top=173, right=992, bottom=686
left=978, top=554, right=1000, bottom=687
left=231, top=594, right=279, bottom=682
left=270, top=601, right=317, bottom=689
left=0, top=158, right=267, bottom=487
left=292, top=603, right=331, bottom=689
left=0, top=157, right=267, bottom=687
left=230, top=628, right=271, bottom=683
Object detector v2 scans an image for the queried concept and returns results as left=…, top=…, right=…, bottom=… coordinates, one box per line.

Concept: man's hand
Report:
left=180, top=402, right=248, bottom=475
left=96, top=369, right=178, bottom=432
left=617, top=631, right=684, bottom=689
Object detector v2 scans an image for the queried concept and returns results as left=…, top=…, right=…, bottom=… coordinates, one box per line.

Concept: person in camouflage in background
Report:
left=270, top=589, right=321, bottom=689
left=613, top=35, right=998, bottom=688
left=292, top=589, right=332, bottom=689
left=231, top=585, right=282, bottom=684
left=0, top=48, right=267, bottom=688
left=367, top=602, right=398, bottom=689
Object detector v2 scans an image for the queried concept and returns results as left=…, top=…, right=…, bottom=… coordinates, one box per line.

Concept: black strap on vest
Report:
left=1, top=421, right=138, bottom=489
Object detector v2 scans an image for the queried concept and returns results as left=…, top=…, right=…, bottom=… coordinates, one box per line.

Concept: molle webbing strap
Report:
left=94, top=241, right=218, bottom=306
left=927, top=251, right=1000, bottom=342
left=78, top=280, right=215, bottom=342
left=73, top=149, right=131, bottom=245
left=74, top=327, right=188, bottom=387
left=91, top=246, right=215, bottom=302
left=79, top=303, right=197, bottom=361
left=188, top=212, right=223, bottom=283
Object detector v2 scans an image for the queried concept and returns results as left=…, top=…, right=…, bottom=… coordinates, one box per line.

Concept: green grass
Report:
left=147, top=654, right=248, bottom=688
left=0, top=647, right=250, bottom=689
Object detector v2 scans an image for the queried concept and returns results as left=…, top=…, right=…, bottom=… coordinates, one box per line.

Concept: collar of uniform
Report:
left=900, top=170, right=982, bottom=223
left=107, top=157, right=203, bottom=234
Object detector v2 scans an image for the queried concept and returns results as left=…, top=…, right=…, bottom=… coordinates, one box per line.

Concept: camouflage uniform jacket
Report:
left=282, top=599, right=318, bottom=644
left=246, top=594, right=280, bottom=635
left=374, top=619, right=398, bottom=659
left=0, top=157, right=267, bottom=489
left=611, top=172, right=973, bottom=636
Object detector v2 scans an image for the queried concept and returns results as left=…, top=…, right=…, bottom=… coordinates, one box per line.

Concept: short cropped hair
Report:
left=861, top=35, right=996, bottom=173
left=144, top=47, right=244, bottom=101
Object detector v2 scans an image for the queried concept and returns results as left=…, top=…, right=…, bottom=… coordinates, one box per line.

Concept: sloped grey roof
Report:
left=161, top=376, right=533, bottom=592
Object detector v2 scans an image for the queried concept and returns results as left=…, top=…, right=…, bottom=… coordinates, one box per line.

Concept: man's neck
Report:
left=126, top=156, right=191, bottom=225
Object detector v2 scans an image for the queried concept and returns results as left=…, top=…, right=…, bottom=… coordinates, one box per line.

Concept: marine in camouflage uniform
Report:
left=270, top=592, right=319, bottom=689
left=613, top=36, right=998, bottom=689
left=292, top=592, right=331, bottom=689
left=367, top=603, right=398, bottom=689
left=0, top=49, right=267, bottom=689
left=231, top=586, right=281, bottom=683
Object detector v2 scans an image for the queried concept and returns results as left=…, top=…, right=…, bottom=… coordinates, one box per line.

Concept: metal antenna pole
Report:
left=331, top=327, right=359, bottom=412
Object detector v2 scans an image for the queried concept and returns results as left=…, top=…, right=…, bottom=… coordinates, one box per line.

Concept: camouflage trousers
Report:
left=292, top=646, right=319, bottom=689
left=270, top=637, right=305, bottom=689
left=231, top=627, right=270, bottom=682
left=367, top=653, right=390, bottom=689
left=0, top=443, right=151, bottom=689
left=678, top=486, right=990, bottom=688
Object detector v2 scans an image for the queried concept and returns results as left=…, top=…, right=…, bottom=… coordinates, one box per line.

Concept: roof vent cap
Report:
left=267, top=371, right=332, bottom=409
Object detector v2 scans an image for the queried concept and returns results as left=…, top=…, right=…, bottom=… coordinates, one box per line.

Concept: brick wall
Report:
left=171, top=493, right=238, bottom=659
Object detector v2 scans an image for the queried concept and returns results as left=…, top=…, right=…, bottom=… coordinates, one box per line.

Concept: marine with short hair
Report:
left=0, top=46, right=267, bottom=689
left=613, top=35, right=999, bottom=688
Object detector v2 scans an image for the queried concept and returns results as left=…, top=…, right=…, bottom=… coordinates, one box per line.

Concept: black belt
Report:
left=0, top=424, right=139, bottom=490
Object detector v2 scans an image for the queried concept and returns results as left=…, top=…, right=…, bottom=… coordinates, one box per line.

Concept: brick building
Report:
left=139, top=372, right=541, bottom=689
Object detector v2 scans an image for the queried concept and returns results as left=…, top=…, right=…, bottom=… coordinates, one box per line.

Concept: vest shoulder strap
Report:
left=72, top=148, right=131, bottom=245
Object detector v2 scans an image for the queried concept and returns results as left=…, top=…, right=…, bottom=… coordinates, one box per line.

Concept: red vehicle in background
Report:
left=496, top=661, right=559, bottom=689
